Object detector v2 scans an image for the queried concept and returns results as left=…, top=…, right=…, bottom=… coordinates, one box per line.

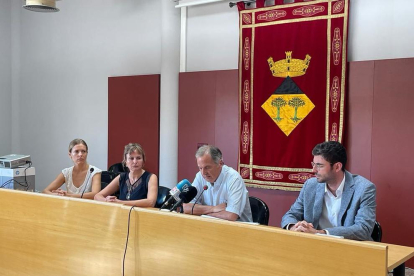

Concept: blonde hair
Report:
left=68, top=139, right=88, bottom=153
left=122, top=143, right=146, bottom=166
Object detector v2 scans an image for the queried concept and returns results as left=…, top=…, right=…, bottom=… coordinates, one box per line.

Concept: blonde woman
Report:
left=43, top=139, right=102, bottom=199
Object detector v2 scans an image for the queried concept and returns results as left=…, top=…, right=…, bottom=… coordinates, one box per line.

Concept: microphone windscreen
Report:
left=176, top=179, right=191, bottom=191
left=179, top=186, right=198, bottom=203
left=170, top=179, right=192, bottom=200
left=90, top=167, right=94, bottom=173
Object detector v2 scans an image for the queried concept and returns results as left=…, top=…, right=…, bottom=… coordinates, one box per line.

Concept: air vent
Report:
left=23, top=0, right=60, bottom=13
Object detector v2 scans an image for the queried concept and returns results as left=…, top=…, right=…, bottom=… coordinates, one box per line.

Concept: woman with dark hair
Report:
left=94, top=143, right=158, bottom=207
left=43, top=139, right=102, bottom=199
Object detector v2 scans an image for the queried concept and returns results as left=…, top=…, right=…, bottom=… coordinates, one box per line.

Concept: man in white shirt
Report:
left=281, top=141, right=376, bottom=240
left=183, top=145, right=252, bottom=222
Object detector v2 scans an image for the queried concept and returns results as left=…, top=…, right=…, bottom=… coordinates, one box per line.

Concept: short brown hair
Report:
left=122, top=143, right=146, bottom=166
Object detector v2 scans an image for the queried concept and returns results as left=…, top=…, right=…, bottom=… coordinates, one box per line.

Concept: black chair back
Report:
left=101, top=171, right=117, bottom=184
left=108, top=163, right=129, bottom=175
left=156, top=186, right=171, bottom=208
left=101, top=171, right=119, bottom=198
left=371, top=221, right=382, bottom=242
left=249, top=196, right=270, bottom=225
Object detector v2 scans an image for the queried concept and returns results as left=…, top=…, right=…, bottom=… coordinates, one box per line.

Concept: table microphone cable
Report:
left=123, top=205, right=135, bottom=276
left=0, top=161, right=32, bottom=190
left=24, top=161, right=32, bottom=191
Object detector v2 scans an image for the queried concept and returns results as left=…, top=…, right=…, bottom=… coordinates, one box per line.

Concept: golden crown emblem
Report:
left=267, top=51, right=311, bottom=78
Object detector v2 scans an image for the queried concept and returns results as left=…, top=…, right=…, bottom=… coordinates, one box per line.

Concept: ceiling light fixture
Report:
left=23, top=0, right=60, bottom=13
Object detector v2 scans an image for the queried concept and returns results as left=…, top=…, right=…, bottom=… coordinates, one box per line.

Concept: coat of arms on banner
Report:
left=238, top=0, right=349, bottom=191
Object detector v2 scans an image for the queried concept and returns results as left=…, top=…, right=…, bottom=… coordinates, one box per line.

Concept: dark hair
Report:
left=195, top=145, right=223, bottom=164
left=68, top=139, right=88, bottom=153
left=312, top=141, right=347, bottom=171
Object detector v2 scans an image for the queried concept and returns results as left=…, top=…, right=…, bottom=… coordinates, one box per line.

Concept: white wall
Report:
left=159, top=1, right=181, bottom=187
left=185, top=0, right=414, bottom=71
left=348, top=0, right=414, bottom=61
left=0, top=0, right=12, bottom=155
left=186, top=1, right=239, bottom=71
left=11, top=0, right=162, bottom=190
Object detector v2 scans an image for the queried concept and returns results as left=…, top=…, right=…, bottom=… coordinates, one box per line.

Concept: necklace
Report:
left=126, top=171, right=144, bottom=200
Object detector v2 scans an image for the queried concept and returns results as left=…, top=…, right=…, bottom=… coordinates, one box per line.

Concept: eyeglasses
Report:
left=311, top=162, right=333, bottom=169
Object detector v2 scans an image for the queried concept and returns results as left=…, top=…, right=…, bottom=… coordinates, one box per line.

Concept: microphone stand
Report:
left=191, top=185, right=208, bottom=215
left=169, top=199, right=183, bottom=212
left=80, top=167, right=94, bottom=199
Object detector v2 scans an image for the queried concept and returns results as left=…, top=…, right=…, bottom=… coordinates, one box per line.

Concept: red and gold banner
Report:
left=238, top=0, right=349, bottom=191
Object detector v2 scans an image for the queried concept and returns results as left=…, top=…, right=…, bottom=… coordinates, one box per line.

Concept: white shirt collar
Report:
left=324, top=173, right=346, bottom=197
left=211, top=165, right=225, bottom=187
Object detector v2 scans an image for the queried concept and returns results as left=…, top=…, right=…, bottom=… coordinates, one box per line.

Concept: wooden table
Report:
left=375, top=242, right=414, bottom=275
left=1, top=189, right=413, bottom=276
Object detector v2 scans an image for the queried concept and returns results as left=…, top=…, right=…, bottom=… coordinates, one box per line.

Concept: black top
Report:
left=119, top=171, right=152, bottom=201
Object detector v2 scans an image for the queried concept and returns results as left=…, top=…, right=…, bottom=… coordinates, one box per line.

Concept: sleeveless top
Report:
left=62, top=165, right=102, bottom=194
left=119, top=171, right=152, bottom=201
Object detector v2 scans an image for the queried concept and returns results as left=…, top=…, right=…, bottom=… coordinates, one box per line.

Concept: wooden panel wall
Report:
left=178, top=70, right=238, bottom=181
left=108, top=75, right=160, bottom=175
left=369, top=59, right=414, bottom=249
left=346, top=59, right=414, bottom=269
left=178, top=58, right=414, bottom=267
left=346, top=61, right=375, bottom=178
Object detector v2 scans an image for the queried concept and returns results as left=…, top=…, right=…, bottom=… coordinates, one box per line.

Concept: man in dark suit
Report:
left=281, top=141, right=376, bottom=240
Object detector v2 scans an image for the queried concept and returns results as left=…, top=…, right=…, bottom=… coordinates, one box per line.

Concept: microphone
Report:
left=169, top=186, right=198, bottom=212
left=159, top=179, right=192, bottom=209
left=80, top=167, right=94, bottom=199
left=191, top=185, right=208, bottom=215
